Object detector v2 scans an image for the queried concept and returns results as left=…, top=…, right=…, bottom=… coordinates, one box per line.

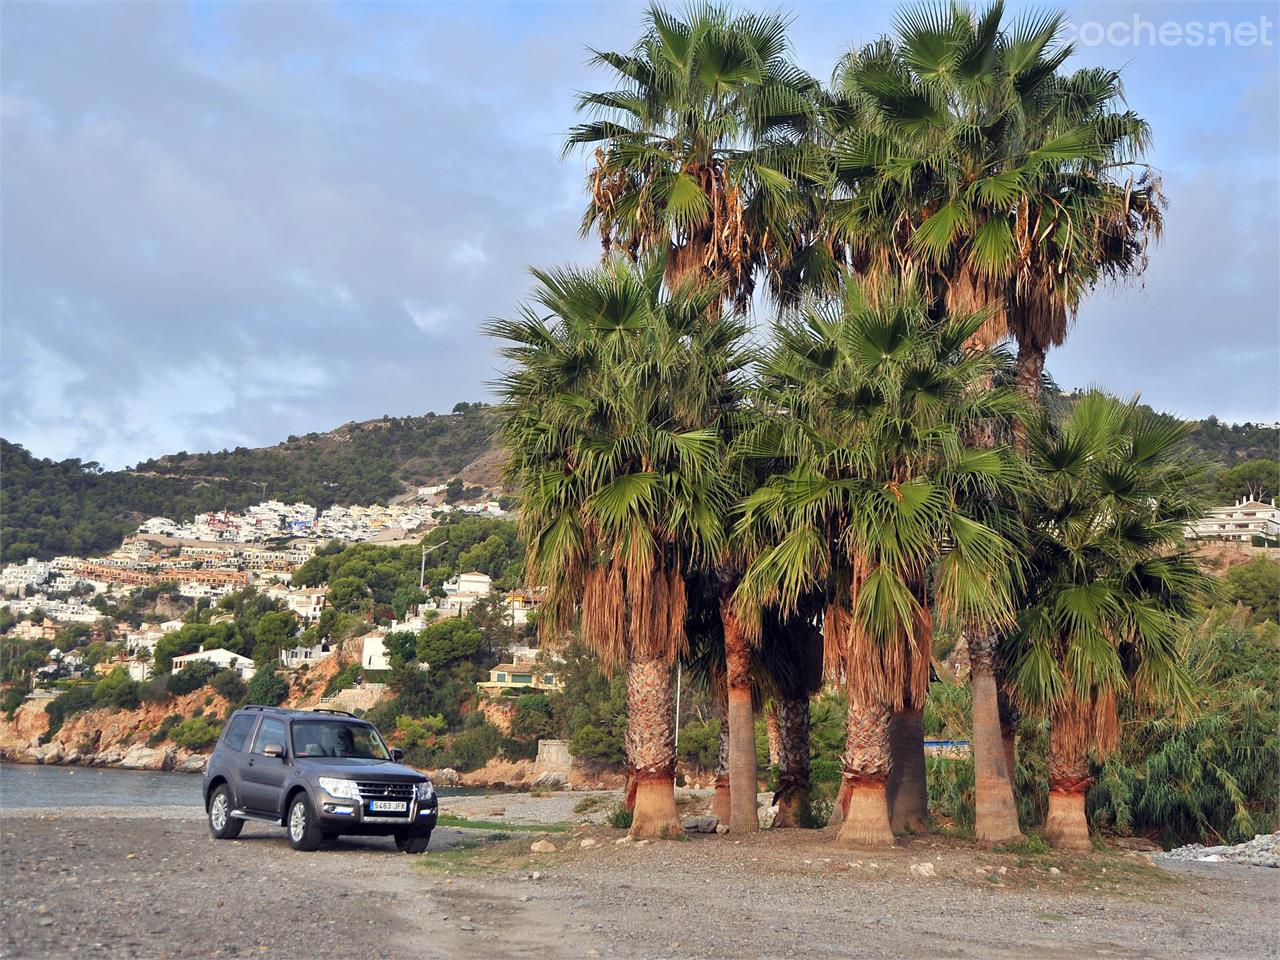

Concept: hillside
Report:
left=2, top=395, right=1274, bottom=565
left=1, top=404, right=502, bottom=562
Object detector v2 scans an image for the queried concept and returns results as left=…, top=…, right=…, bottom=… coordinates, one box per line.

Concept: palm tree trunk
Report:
left=710, top=680, right=732, bottom=823
left=722, top=601, right=759, bottom=832
left=766, top=707, right=782, bottom=768
left=1045, top=697, right=1093, bottom=851
left=968, top=629, right=1023, bottom=843
left=1015, top=341, right=1046, bottom=403
left=998, top=686, right=1019, bottom=790
left=886, top=707, right=929, bottom=833
left=770, top=694, right=811, bottom=829
left=828, top=777, right=852, bottom=828
left=624, top=652, right=681, bottom=839
left=835, top=695, right=894, bottom=846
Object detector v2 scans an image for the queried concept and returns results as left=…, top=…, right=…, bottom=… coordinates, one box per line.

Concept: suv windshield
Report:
left=291, top=720, right=390, bottom=760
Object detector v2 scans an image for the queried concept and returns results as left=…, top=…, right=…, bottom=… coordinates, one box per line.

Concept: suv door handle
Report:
left=247, top=758, right=256, bottom=767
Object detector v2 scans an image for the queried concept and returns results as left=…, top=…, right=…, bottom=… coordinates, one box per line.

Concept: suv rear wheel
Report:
left=394, top=831, right=431, bottom=854
left=207, top=785, right=244, bottom=840
left=286, top=794, right=323, bottom=851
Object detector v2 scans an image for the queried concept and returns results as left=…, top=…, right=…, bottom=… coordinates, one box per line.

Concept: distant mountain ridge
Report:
left=0, top=404, right=502, bottom=563
left=1, top=400, right=1275, bottom=564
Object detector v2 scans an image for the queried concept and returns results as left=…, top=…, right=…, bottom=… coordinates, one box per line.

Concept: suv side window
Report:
left=250, top=718, right=287, bottom=755
left=222, top=714, right=256, bottom=752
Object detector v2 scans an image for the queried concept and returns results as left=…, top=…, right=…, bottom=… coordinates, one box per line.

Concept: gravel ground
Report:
left=2, top=806, right=1276, bottom=960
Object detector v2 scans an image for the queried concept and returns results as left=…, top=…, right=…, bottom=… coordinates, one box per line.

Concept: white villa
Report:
left=437, top=571, right=492, bottom=617
left=362, top=633, right=391, bottom=671
left=1187, top=498, right=1280, bottom=543
left=280, top=642, right=335, bottom=669
left=172, top=646, right=255, bottom=679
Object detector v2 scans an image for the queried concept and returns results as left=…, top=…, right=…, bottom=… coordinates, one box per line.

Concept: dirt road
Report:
left=1, top=809, right=1275, bottom=959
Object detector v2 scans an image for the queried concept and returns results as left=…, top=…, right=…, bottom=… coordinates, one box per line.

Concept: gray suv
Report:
left=202, top=706, right=437, bottom=853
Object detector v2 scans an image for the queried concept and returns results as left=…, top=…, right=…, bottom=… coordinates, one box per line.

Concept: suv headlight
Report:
left=318, top=777, right=361, bottom=801
left=415, top=780, right=436, bottom=801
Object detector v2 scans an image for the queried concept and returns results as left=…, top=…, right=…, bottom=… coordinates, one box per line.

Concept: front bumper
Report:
left=314, top=792, right=438, bottom=833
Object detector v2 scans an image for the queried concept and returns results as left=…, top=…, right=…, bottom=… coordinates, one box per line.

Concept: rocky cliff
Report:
left=0, top=634, right=381, bottom=772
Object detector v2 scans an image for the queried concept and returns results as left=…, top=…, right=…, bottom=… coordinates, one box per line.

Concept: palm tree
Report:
left=567, top=3, right=826, bottom=310
left=490, top=259, right=748, bottom=838
left=758, top=607, right=824, bottom=828
left=569, top=5, right=830, bottom=832
left=732, top=280, right=1021, bottom=845
left=1011, top=393, right=1211, bottom=849
left=829, top=2, right=1164, bottom=400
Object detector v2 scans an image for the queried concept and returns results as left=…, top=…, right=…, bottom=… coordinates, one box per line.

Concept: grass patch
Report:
left=573, top=795, right=607, bottom=815
left=412, top=837, right=530, bottom=877
left=995, top=834, right=1050, bottom=855
left=436, top=815, right=570, bottom=833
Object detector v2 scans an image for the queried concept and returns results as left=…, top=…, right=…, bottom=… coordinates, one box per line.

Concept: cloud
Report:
left=1, top=0, right=1276, bottom=469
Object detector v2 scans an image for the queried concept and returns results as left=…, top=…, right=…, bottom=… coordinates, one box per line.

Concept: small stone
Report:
left=39, top=918, right=53, bottom=928
left=714, top=824, right=729, bottom=835
left=909, top=862, right=937, bottom=878
left=531, top=871, right=542, bottom=880
left=460, top=915, right=472, bottom=923
left=530, top=840, right=557, bottom=854
left=614, top=837, right=632, bottom=846
left=997, top=866, right=1008, bottom=875
left=579, top=837, right=598, bottom=849
left=518, top=895, right=531, bottom=903
left=459, top=923, right=476, bottom=932
left=1049, top=867, right=1061, bottom=875
left=125, top=853, right=136, bottom=860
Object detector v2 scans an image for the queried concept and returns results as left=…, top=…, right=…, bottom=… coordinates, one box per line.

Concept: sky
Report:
left=2, top=0, right=1277, bottom=468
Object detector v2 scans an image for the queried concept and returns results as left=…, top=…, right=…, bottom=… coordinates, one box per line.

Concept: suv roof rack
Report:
left=310, top=708, right=357, bottom=718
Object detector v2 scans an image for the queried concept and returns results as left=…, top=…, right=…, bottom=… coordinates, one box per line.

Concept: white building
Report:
left=1187, top=498, right=1280, bottom=543
left=172, top=646, right=255, bottom=679
left=361, top=633, right=391, bottom=671
left=1, top=558, right=52, bottom=596
left=280, top=642, right=334, bottom=669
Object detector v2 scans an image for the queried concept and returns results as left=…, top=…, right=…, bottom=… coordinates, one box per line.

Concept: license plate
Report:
left=370, top=800, right=407, bottom=813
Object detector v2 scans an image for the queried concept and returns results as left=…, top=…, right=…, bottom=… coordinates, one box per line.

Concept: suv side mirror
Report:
left=390, top=747, right=405, bottom=761
left=263, top=742, right=285, bottom=759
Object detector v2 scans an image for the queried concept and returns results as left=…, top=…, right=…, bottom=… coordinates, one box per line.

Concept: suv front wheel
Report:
left=394, top=830, right=432, bottom=854
left=208, top=785, right=244, bottom=840
left=286, top=793, right=324, bottom=851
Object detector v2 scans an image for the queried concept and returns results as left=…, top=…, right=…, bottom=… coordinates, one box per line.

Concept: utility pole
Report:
left=419, top=540, right=447, bottom=591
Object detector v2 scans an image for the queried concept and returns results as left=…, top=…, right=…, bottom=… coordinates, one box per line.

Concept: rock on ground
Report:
left=1158, top=833, right=1280, bottom=868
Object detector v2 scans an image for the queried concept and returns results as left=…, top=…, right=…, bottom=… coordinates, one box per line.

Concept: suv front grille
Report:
left=356, top=781, right=416, bottom=801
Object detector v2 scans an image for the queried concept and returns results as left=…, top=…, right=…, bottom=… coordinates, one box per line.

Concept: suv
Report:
left=202, top=706, right=437, bottom=853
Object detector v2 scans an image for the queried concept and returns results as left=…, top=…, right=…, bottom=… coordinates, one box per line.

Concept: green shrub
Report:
left=570, top=725, right=624, bottom=767
left=1085, top=616, right=1279, bottom=845
left=168, top=660, right=218, bottom=697
left=245, top=668, right=290, bottom=706
left=147, top=713, right=182, bottom=747
left=2, top=686, right=26, bottom=720
left=92, top=669, right=140, bottom=710
left=170, top=716, right=222, bottom=749
left=605, top=804, right=633, bottom=829
left=510, top=694, right=556, bottom=743
left=435, top=722, right=502, bottom=772
left=809, top=758, right=841, bottom=785
left=926, top=755, right=975, bottom=833
left=44, top=683, right=96, bottom=739
left=323, top=663, right=361, bottom=698
left=677, top=717, right=719, bottom=770
left=210, top=669, right=246, bottom=704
